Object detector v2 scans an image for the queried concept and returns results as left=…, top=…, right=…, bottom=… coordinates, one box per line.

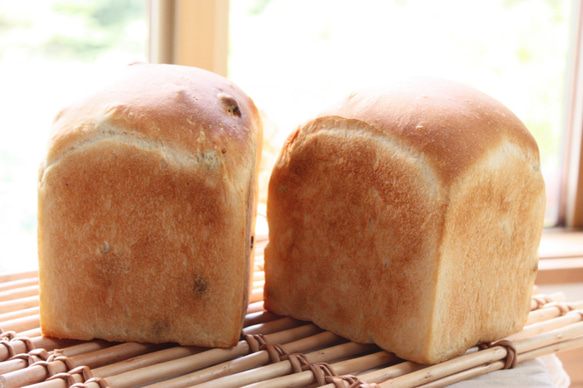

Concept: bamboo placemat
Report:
left=0, top=237, right=581, bottom=388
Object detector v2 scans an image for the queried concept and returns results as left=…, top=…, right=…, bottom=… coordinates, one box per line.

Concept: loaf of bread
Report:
left=264, top=77, right=545, bottom=364
left=37, top=63, right=262, bottom=347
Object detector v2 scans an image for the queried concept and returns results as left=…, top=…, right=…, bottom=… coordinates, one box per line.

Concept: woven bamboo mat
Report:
left=0, top=237, right=582, bottom=388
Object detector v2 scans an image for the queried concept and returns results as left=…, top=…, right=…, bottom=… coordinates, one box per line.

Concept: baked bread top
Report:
left=316, top=77, right=541, bottom=184
left=44, top=63, right=261, bottom=176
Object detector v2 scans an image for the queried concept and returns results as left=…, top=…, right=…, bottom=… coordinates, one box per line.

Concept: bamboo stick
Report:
left=0, top=271, right=38, bottom=284
left=142, top=328, right=337, bottom=388
left=253, top=280, right=265, bottom=290
left=92, top=345, right=204, bottom=378
left=0, top=341, right=163, bottom=388
left=68, top=342, right=167, bottom=370
left=530, top=292, right=565, bottom=310
left=243, top=317, right=304, bottom=336
left=0, top=357, right=70, bottom=388
left=15, top=328, right=42, bottom=339
left=191, top=341, right=380, bottom=388
left=0, top=296, right=38, bottom=315
left=253, top=271, right=265, bottom=282
left=87, top=321, right=317, bottom=388
left=0, top=286, right=38, bottom=303
left=526, top=300, right=583, bottom=325
left=56, top=340, right=113, bottom=358
left=247, top=301, right=265, bottom=314
left=514, top=321, right=583, bottom=355
left=279, top=331, right=343, bottom=354
left=417, top=334, right=583, bottom=388
left=0, top=354, right=47, bottom=376
left=416, top=361, right=505, bottom=388
left=0, top=307, right=39, bottom=324
left=0, top=336, right=79, bottom=363
left=261, top=324, right=324, bottom=351
left=0, top=278, right=38, bottom=293
left=7, top=318, right=307, bottom=388
left=0, top=315, right=39, bottom=335
left=354, top=360, right=426, bottom=385
left=23, top=377, right=81, bottom=388
left=378, top=346, right=510, bottom=387
left=93, top=341, right=250, bottom=388
left=0, top=341, right=111, bottom=387
left=505, top=309, right=583, bottom=341
left=100, top=324, right=323, bottom=388
left=142, top=348, right=276, bottom=388
left=249, top=351, right=399, bottom=388
left=0, top=335, right=99, bottom=375
left=516, top=334, right=583, bottom=363
left=244, top=310, right=280, bottom=328
left=250, top=288, right=264, bottom=304
left=329, top=351, right=399, bottom=381
left=373, top=321, right=583, bottom=387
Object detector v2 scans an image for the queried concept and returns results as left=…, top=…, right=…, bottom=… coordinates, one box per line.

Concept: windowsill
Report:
left=537, top=228, right=583, bottom=289
left=540, top=228, right=583, bottom=259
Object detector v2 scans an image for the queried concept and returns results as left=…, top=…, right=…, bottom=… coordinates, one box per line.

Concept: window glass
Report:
left=229, top=0, right=572, bottom=228
left=0, top=0, right=147, bottom=272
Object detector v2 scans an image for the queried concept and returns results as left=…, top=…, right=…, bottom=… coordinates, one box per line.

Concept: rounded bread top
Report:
left=45, top=63, right=261, bottom=165
left=316, top=77, right=540, bottom=183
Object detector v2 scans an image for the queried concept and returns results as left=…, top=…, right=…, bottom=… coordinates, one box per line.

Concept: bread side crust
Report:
left=428, top=141, right=545, bottom=363
left=264, top=117, right=447, bottom=356
left=39, top=139, right=250, bottom=346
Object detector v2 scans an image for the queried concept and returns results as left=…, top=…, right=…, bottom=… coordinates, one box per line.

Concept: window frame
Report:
left=561, top=0, right=583, bottom=228
left=148, top=0, right=229, bottom=76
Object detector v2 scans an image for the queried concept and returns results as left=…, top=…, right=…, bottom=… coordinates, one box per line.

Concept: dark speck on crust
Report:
left=152, top=320, right=168, bottom=336
left=194, top=275, right=208, bottom=297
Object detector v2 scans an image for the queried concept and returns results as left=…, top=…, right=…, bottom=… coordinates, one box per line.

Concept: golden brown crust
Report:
left=38, top=63, right=262, bottom=347
left=264, top=77, right=545, bottom=364
left=319, top=77, right=540, bottom=185
left=45, top=63, right=261, bottom=178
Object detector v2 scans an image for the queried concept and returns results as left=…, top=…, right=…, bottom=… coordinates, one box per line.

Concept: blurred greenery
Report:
left=44, top=0, right=145, bottom=60
left=246, top=0, right=274, bottom=15
left=0, top=0, right=145, bottom=62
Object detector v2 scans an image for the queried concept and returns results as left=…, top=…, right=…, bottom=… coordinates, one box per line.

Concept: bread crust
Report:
left=264, top=77, right=545, bottom=364
left=38, top=63, right=262, bottom=347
